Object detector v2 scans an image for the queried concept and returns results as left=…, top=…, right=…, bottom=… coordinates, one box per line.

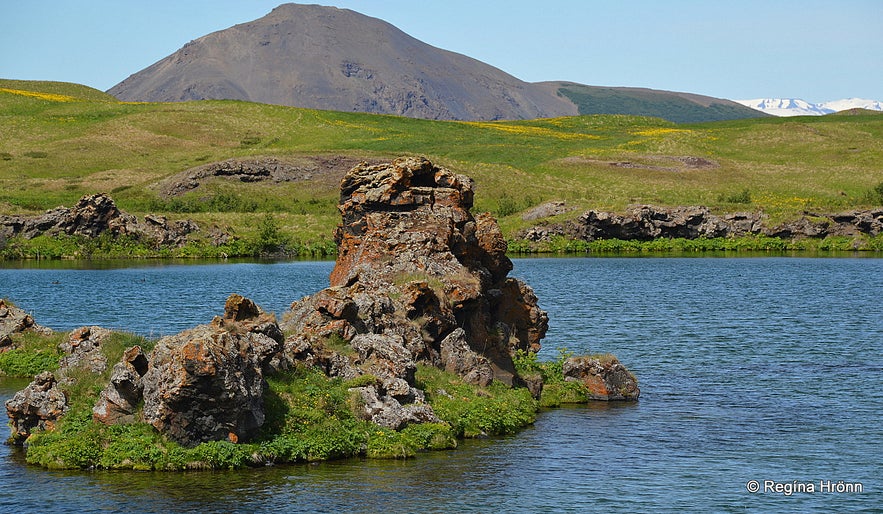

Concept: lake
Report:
left=1, top=256, right=881, bottom=512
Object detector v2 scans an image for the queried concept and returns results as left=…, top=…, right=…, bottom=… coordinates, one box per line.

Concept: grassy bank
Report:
left=4, top=231, right=880, bottom=261
left=2, top=326, right=600, bottom=470
left=508, top=234, right=883, bottom=254
left=2, top=79, right=881, bottom=254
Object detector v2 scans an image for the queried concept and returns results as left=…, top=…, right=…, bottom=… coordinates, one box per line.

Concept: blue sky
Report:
left=2, top=0, right=881, bottom=103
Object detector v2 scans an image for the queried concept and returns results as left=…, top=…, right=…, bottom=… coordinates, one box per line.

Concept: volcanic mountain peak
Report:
left=108, top=3, right=574, bottom=121
left=108, top=3, right=764, bottom=123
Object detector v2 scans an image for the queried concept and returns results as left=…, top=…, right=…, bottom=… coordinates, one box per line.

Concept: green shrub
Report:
left=864, top=182, right=883, bottom=205
left=541, top=347, right=573, bottom=384
left=539, top=381, right=591, bottom=408
left=300, top=420, right=366, bottom=461
left=257, top=213, right=289, bottom=253
left=401, top=422, right=457, bottom=451
left=718, top=189, right=752, bottom=204
left=366, top=426, right=417, bottom=459
left=98, top=423, right=169, bottom=470
left=190, top=440, right=252, bottom=469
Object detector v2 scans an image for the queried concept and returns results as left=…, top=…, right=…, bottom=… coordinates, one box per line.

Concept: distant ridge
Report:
left=553, top=83, right=767, bottom=123
left=108, top=3, right=766, bottom=123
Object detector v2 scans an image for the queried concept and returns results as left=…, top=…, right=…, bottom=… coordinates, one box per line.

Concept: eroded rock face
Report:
left=5, top=371, right=68, bottom=443
left=277, top=157, right=551, bottom=426
left=0, top=299, right=52, bottom=350
left=574, top=205, right=758, bottom=241
left=282, top=157, right=548, bottom=385
left=92, top=346, right=149, bottom=425
left=57, top=326, right=113, bottom=379
left=0, top=193, right=201, bottom=247
left=139, top=296, right=284, bottom=446
left=521, top=205, right=883, bottom=243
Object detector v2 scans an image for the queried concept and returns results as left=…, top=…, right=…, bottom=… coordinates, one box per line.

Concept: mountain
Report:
left=735, top=97, right=883, bottom=117
left=108, top=4, right=573, bottom=121
left=108, top=3, right=764, bottom=123
left=819, top=98, right=883, bottom=112
left=735, top=98, right=833, bottom=116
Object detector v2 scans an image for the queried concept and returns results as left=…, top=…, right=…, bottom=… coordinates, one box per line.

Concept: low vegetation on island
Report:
left=0, top=321, right=591, bottom=470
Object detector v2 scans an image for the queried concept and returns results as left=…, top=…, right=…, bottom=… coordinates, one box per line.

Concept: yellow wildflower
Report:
left=0, top=87, right=76, bottom=102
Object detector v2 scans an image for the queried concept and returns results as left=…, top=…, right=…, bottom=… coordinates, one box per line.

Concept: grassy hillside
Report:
left=2, top=79, right=882, bottom=249
left=556, top=83, right=769, bottom=123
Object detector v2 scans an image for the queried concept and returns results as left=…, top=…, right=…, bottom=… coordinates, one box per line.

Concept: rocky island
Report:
left=3, top=157, right=638, bottom=469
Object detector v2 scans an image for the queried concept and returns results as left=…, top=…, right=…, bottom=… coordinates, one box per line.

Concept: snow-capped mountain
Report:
left=735, top=98, right=833, bottom=116
left=819, top=98, right=883, bottom=112
left=735, top=97, right=883, bottom=117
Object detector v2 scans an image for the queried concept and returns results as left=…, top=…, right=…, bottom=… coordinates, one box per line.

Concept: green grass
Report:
left=416, top=364, right=538, bottom=437
left=2, top=79, right=882, bottom=256
left=0, top=330, right=66, bottom=377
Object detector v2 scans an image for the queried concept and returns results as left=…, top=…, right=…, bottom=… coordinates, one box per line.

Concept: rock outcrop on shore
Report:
left=5, top=371, right=68, bottom=441
left=520, top=204, right=883, bottom=243
left=0, top=193, right=200, bottom=247
left=5, top=157, right=640, bottom=450
left=0, top=299, right=52, bottom=351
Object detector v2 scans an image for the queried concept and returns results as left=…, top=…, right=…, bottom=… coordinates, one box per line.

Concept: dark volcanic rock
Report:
left=572, top=205, right=752, bottom=241
left=563, top=355, right=640, bottom=401
left=156, top=155, right=380, bottom=198
left=0, top=193, right=203, bottom=247
left=283, top=157, right=548, bottom=384
left=139, top=296, right=284, bottom=446
left=5, top=371, right=68, bottom=443
left=520, top=205, right=883, bottom=244
left=57, top=326, right=112, bottom=378
left=279, top=156, right=552, bottom=426
left=93, top=346, right=149, bottom=425
left=0, top=299, right=52, bottom=350
left=352, top=384, right=441, bottom=430
left=521, top=201, right=571, bottom=221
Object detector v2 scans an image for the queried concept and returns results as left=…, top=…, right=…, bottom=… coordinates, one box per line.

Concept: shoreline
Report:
left=2, top=233, right=881, bottom=262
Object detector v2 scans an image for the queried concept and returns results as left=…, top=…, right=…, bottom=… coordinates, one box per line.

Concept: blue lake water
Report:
left=1, top=256, right=881, bottom=512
